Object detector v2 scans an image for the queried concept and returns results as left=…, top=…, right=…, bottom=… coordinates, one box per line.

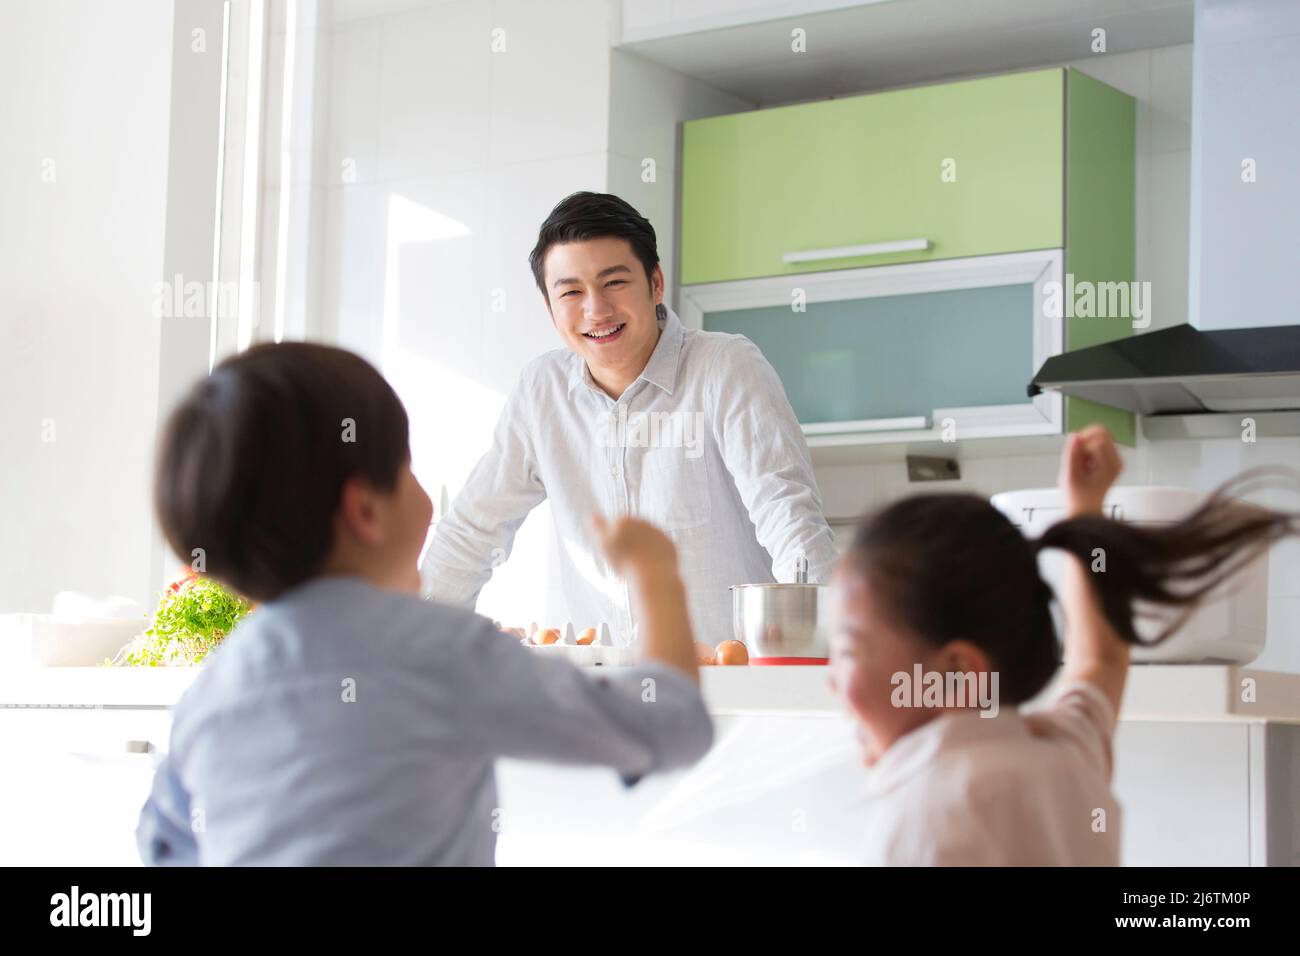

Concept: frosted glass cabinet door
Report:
left=679, top=249, right=1065, bottom=443
left=704, top=284, right=1034, bottom=425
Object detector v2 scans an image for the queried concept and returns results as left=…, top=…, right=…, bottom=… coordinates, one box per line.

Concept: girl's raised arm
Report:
left=1055, top=427, right=1130, bottom=715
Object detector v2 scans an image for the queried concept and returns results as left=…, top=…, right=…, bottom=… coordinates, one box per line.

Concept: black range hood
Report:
left=1028, top=324, right=1300, bottom=416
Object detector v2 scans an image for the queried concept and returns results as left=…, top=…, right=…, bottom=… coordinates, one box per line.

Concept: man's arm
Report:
left=420, top=381, right=547, bottom=607
left=709, top=337, right=838, bottom=582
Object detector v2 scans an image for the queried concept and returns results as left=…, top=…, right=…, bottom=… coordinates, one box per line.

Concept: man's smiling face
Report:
left=543, top=236, right=664, bottom=396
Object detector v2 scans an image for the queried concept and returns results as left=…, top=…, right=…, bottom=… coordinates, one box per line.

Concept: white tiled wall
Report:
left=0, top=0, right=174, bottom=612
left=315, top=0, right=620, bottom=627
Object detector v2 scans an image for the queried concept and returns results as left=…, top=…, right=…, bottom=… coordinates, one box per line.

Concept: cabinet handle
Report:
left=802, top=416, right=930, bottom=435
left=67, top=740, right=157, bottom=760
left=783, top=238, right=931, bottom=264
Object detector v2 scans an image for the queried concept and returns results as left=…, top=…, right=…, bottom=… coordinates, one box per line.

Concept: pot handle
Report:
left=795, top=553, right=809, bottom=584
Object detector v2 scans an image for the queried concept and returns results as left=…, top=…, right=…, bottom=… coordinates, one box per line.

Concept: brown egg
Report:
left=715, top=640, right=749, bottom=666
left=534, top=628, right=561, bottom=646
left=576, top=627, right=597, bottom=646
left=694, top=641, right=717, bottom=665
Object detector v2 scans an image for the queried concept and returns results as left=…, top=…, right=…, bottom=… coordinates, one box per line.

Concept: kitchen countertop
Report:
left=2, top=664, right=1298, bottom=722
left=702, top=664, right=1300, bottom=722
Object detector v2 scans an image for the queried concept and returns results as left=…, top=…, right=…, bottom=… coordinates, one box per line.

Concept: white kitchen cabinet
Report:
left=496, top=715, right=867, bottom=866
left=0, top=708, right=171, bottom=866
left=4, top=669, right=1297, bottom=866
left=1113, top=721, right=1251, bottom=865
left=499, top=715, right=1300, bottom=866
left=1115, top=721, right=1300, bottom=866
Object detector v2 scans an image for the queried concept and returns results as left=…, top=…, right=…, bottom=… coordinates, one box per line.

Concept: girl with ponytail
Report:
left=827, top=426, right=1298, bottom=865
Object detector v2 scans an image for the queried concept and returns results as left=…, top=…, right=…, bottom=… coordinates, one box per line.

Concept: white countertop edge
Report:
left=702, top=665, right=1300, bottom=723
left=0, top=664, right=1297, bottom=723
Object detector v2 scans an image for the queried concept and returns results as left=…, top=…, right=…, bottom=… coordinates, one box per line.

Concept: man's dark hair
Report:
left=528, top=191, right=659, bottom=301
left=154, top=342, right=410, bottom=603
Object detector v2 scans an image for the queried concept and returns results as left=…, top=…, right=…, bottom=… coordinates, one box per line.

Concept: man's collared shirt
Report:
left=420, top=305, right=837, bottom=643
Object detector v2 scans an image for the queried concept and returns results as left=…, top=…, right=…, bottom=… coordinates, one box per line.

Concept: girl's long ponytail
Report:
left=1035, top=469, right=1299, bottom=646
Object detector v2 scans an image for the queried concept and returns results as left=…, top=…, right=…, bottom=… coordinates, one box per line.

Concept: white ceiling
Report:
left=620, top=0, right=1195, bottom=106
left=324, top=0, right=1194, bottom=106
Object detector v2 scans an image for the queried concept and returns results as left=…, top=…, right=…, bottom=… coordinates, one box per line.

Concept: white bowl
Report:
left=0, top=614, right=146, bottom=667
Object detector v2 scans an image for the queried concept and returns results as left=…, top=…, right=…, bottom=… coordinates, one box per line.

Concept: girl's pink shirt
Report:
left=858, top=681, right=1122, bottom=865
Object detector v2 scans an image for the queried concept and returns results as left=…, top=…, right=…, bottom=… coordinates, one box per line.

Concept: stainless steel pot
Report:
left=730, top=556, right=829, bottom=664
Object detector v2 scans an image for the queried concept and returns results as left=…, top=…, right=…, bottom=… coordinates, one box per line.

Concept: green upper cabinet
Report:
left=680, top=66, right=1139, bottom=446
left=680, top=69, right=1066, bottom=286
left=1063, top=68, right=1138, bottom=445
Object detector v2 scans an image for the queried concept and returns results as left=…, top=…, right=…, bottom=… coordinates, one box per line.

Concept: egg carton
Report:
left=521, top=622, right=639, bottom=667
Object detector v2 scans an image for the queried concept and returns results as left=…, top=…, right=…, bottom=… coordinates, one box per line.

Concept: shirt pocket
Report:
left=634, top=444, right=711, bottom=532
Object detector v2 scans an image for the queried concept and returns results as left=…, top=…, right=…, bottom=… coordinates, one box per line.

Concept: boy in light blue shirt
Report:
left=136, top=342, right=712, bottom=866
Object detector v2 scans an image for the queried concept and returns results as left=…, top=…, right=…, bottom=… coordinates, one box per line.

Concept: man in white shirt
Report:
left=420, top=192, right=836, bottom=644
